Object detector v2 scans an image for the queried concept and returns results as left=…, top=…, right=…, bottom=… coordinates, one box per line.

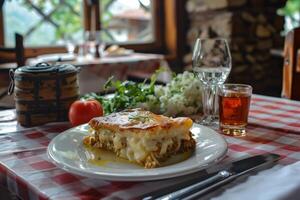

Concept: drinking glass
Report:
left=64, top=36, right=75, bottom=55
left=218, top=84, right=252, bottom=136
left=84, top=31, right=97, bottom=57
left=84, top=30, right=105, bottom=58
left=192, top=38, right=231, bottom=126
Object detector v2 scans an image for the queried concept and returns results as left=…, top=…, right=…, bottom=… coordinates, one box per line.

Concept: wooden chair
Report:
left=282, top=27, right=300, bottom=100
left=0, top=33, right=25, bottom=105
left=0, top=33, right=25, bottom=67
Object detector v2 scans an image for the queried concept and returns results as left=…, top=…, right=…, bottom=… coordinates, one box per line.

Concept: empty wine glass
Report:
left=192, top=38, right=231, bottom=126
left=84, top=30, right=106, bottom=58
left=84, top=31, right=97, bottom=57
left=64, top=36, right=75, bottom=55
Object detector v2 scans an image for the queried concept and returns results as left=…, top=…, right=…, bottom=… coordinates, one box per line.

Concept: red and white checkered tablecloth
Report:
left=0, top=94, right=300, bottom=200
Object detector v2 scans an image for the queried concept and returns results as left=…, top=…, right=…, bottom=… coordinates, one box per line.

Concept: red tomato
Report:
left=68, top=99, right=103, bottom=126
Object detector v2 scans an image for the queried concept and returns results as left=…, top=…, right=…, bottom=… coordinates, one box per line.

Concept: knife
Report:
left=143, top=153, right=280, bottom=200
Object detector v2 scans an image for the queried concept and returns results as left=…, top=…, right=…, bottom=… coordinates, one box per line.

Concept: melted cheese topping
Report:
left=93, top=126, right=190, bottom=162
left=89, top=108, right=193, bottom=132
left=88, top=108, right=194, bottom=164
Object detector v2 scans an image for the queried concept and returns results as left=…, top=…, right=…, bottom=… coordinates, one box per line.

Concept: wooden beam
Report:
left=163, top=0, right=187, bottom=72
left=282, top=27, right=300, bottom=100
left=164, top=0, right=176, bottom=56
left=152, top=0, right=164, bottom=51
left=94, top=0, right=100, bottom=30
left=84, top=0, right=100, bottom=31
left=0, top=7, right=4, bottom=45
left=83, top=0, right=91, bottom=30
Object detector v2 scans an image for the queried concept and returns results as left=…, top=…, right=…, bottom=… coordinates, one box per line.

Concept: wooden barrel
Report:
left=13, top=63, right=79, bottom=126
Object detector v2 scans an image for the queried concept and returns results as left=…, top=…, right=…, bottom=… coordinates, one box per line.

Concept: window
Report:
left=100, top=0, right=154, bottom=43
left=0, top=0, right=164, bottom=57
left=2, top=0, right=155, bottom=47
left=3, top=0, right=83, bottom=47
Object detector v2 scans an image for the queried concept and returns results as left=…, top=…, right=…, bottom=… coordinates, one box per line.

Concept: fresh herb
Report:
left=83, top=70, right=203, bottom=117
left=128, top=114, right=151, bottom=123
left=83, top=68, right=165, bottom=114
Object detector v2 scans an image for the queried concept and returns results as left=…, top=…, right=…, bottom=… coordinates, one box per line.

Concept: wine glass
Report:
left=192, top=38, right=231, bottom=126
left=84, top=30, right=106, bottom=58
left=64, top=36, right=76, bottom=55
left=84, top=31, right=97, bottom=57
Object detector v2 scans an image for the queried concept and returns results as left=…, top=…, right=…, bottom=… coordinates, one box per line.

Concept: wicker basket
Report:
left=12, top=63, right=79, bottom=127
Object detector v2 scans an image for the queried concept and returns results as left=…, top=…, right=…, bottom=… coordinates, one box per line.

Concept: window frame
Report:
left=102, top=0, right=164, bottom=53
left=0, top=9, right=3, bottom=46
left=0, top=0, right=164, bottom=58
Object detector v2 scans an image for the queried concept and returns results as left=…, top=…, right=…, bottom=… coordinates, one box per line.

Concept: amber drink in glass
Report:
left=218, top=84, right=252, bottom=136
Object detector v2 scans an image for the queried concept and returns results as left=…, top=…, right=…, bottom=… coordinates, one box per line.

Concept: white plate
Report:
left=47, top=123, right=227, bottom=181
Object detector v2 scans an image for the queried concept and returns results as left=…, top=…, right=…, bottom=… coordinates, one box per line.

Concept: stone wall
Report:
left=184, top=0, right=286, bottom=96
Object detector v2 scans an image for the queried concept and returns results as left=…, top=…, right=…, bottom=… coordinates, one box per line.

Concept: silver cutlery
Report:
left=144, top=153, right=280, bottom=200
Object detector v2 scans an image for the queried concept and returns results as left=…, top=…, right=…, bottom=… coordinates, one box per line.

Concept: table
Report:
left=28, top=53, right=171, bottom=95
left=0, top=53, right=171, bottom=108
left=0, top=94, right=300, bottom=199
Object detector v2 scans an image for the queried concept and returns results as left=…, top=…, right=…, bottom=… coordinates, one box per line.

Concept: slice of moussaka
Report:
left=83, top=108, right=196, bottom=168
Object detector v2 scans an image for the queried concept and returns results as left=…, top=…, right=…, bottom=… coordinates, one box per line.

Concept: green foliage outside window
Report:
left=4, top=0, right=150, bottom=46
left=20, top=0, right=82, bottom=40
left=278, top=0, right=300, bottom=34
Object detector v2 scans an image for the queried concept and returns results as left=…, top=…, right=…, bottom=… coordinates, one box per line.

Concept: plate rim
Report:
left=47, top=123, right=228, bottom=181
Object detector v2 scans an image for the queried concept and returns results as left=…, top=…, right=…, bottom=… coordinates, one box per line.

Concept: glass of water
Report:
left=192, top=38, right=231, bottom=126
left=84, top=30, right=106, bottom=58
left=64, top=35, right=76, bottom=55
